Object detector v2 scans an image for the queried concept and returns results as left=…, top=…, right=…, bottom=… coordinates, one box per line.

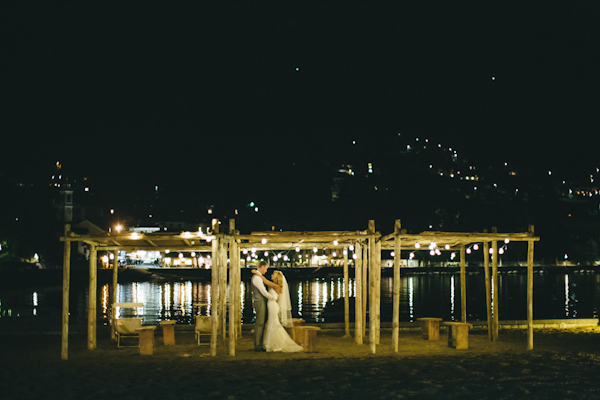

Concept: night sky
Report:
left=2, top=3, right=600, bottom=197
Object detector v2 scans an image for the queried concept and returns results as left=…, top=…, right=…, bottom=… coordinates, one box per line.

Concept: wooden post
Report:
left=527, top=225, right=535, bottom=350
left=228, top=220, right=238, bottom=356
left=459, top=244, right=466, bottom=323
left=368, top=220, right=377, bottom=353
left=88, top=244, right=97, bottom=350
left=362, top=241, right=368, bottom=338
left=374, top=238, right=381, bottom=345
left=343, top=247, right=350, bottom=337
left=236, top=231, right=242, bottom=339
left=210, top=219, right=219, bottom=356
left=354, top=242, right=363, bottom=344
left=111, top=250, right=119, bottom=340
left=483, top=241, right=492, bottom=341
left=219, top=241, right=228, bottom=344
left=61, top=225, right=71, bottom=360
left=492, top=227, right=499, bottom=341
left=392, top=219, right=401, bottom=352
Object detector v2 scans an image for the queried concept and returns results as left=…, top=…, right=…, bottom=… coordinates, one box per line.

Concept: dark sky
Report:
left=2, top=3, right=600, bottom=189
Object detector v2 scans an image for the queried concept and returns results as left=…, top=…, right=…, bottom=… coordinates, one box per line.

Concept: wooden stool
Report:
left=298, top=326, right=321, bottom=353
left=444, top=322, right=473, bottom=350
left=417, top=317, right=443, bottom=341
left=291, top=318, right=305, bottom=343
left=159, top=320, right=176, bottom=346
left=136, top=326, right=157, bottom=355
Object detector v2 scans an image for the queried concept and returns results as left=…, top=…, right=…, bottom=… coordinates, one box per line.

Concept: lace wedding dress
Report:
left=263, top=288, right=303, bottom=352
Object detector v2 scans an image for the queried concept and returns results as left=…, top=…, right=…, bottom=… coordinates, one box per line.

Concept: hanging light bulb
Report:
left=283, top=255, right=289, bottom=261
left=409, top=252, right=415, bottom=259
left=444, top=244, right=450, bottom=250
left=473, top=244, right=479, bottom=251
left=429, top=250, right=435, bottom=256
left=242, top=248, right=248, bottom=254
left=251, top=247, right=256, bottom=253
left=390, top=251, right=395, bottom=257
left=504, top=238, right=510, bottom=244
left=429, top=242, right=436, bottom=249
left=349, top=244, right=354, bottom=251
left=261, top=238, right=267, bottom=244
left=246, top=256, right=251, bottom=261
left=342, top=249, right=348, bottom=255
left=264, top=251, right=269, bottom=257
left=499, top=247, right=505, bottom=255
left=415, top=243, right=421, bottom=249
left=352, top=253, right=358, bottom=259
left=466, top=248, right=472, bottom=254
left=272, top=256, right=277, bottom=262
left=332, top=252, right=337, bottom=257
left=313, top=246, right=318, bottom=253
left=333, top=240, right=338, bottom=246
left=295, top=246, right=300, bottom=252
left=489, top=247, right=494, bottom=254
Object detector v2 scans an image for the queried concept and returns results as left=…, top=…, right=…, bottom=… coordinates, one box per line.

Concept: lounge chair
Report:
left=112, top=302, right=144, bottom=348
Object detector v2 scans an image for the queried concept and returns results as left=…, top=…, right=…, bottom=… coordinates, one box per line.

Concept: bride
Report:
left=252, top=269, right=303, bottom=352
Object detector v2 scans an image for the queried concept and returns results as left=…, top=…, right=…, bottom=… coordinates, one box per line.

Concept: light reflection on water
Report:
left=1, top=272, right=600, bottom=324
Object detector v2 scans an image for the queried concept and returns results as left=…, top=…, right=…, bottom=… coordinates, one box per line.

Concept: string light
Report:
left=415, top=243, right=421, bottom=249
left=429, top=250, right=435, bottom=256
left=333, top=240, right=338, bottom=246
left=264, top=251, right=269, bottom=257
left=352, top=253, right=357, bottom=260
left=473, top=244, right=479, bottom=251
left=242, top=249, right=248, bottom=254
left=332, top=252, right=337, bottom=257
left=295, top=246, right=300, bottom=252
left=466, top=248, right=472, bottom=254
left=409, top=252, right=415, bottom=259
left=261, top=238, right=267, bottom=244
left=349, top=244, right=354, bottom=251
left=342, top=249, right=347, bottom=255
left=390, top=251, right=395, bottom=257
left=504, top=238, right=510, bottom=244
left=489, top=247, right=494, bottom=254
left=313, top=246, right=318, bottom=253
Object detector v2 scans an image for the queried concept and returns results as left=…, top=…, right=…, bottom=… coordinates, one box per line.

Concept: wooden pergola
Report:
left=59, top=219, right=539, bottom=360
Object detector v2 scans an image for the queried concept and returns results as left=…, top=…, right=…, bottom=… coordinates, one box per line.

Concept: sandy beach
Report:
left=1, top=322, right=600, bottom=400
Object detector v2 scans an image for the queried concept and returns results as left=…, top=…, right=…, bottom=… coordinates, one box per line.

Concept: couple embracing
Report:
left=251, top=261, right=303, bottom=352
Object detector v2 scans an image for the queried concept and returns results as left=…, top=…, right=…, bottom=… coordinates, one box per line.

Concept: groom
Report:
left=251, top=261, right=272, bottom=352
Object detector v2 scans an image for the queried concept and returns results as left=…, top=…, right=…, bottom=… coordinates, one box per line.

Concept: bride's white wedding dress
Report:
left=263, top=288, right=303, bottom=352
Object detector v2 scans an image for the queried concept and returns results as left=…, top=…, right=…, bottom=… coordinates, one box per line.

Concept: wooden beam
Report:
left=354, top=241, right=363, bottom=345
left=343, top=247, right=350, bottom=337
left=483, top=240, right=492, bottom=341
left=460, top=244, right=467, bottom=323
left=210, top=220, right=219, bottom=357
left=61, top=225, right=71, bottom=360
left=88, top=244, right=97, bottom=350
left=392, top=220, right=401, bottom=352
left=492, top=228, right=499, bottom=341
left=527, top=225, right=535, bottom=350
left=111, top=251, right=118, bottom=341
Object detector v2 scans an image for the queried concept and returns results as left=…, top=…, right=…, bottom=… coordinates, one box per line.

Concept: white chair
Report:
left=195, top=316, right=212, bottom=346
left=112, top=302, right=144, bottom=348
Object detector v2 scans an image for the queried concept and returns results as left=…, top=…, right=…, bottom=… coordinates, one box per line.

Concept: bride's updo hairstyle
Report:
left=271, top=270, right=283, bottom=287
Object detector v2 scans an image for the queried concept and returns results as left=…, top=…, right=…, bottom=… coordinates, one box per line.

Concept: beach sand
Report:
left=1, top=324, right=599, bottom=399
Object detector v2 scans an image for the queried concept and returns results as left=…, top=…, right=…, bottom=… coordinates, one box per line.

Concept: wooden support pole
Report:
left=527, top=225, right=535, bottom=350
left=88, top=244, right=97, bottom=350
left=110, top=251, right=119, bottom=340
left=492, top=227, right=499, bottom=341
left=362, top=241, right=368, bottom=338
left=368, top=220, right=378, bottom=353
left=392, top=220, right=401, bottom=352
left=460, top=244, right=467, bottom=323
left=61, top=225, right=71, bottom=360
left=219, top=241, right=228, bottom=344
left=374, top=238, right=381, bottom=345
left=483, top=241, right=492, bottom=341
left=343, top=247, right=350, bottom=337
left=210, top=219, right=219, bottom=356
left=229, top=220, right=238, bottom=356
left=354, top=242, right=363, bottom=344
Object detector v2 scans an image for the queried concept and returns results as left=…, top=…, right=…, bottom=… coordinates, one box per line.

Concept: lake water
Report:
left=1, top=270, right=599, bottom=325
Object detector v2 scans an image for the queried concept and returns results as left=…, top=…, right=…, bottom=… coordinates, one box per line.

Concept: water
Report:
left=1, top=271, right=599, bottom=325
